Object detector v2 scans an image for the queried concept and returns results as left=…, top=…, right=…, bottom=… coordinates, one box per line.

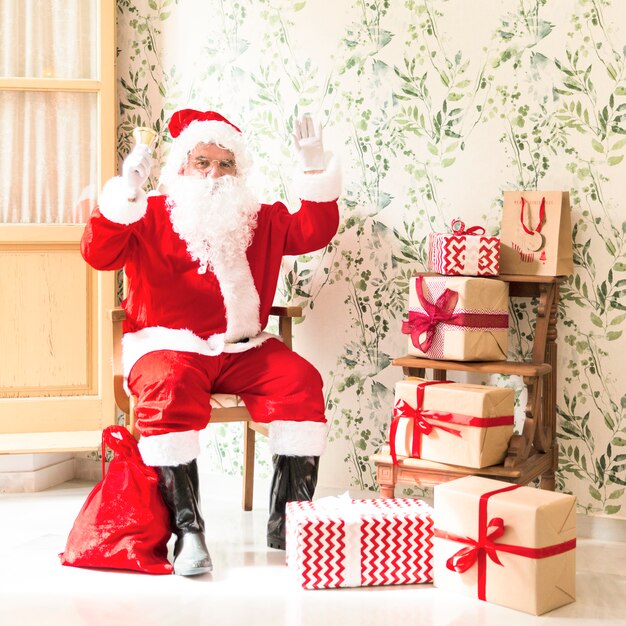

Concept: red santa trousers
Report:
left=127, top=338, right=328, bottom=466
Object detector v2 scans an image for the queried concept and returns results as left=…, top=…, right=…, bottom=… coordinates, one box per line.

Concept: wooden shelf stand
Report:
left=371, top=274, right=565, bottom=495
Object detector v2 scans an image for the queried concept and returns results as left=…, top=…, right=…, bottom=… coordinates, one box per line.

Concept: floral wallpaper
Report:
left=114, top=0, right=626, bottom=519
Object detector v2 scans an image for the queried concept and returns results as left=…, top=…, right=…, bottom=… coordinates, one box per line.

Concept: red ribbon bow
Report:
left=451, top=219, right=486, bottom=236
left=443, top=516, right=506, bottom=573
left=389, top=381, right=461, bottom=464
left=401, top=277, right=460, bottom=352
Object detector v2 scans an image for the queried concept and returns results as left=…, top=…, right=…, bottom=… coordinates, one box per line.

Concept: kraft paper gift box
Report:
left=285, top=495, right=433, bottom=589
left=390, top=378, right=515, bottom=468
left=433, top=476, right=576, bottom=615
left=402, top=275, right=509, bottom=361
left=428, top=220, right=500, bottom=276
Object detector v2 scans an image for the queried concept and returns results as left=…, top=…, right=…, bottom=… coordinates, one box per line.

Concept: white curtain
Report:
left=0, top=0, right=98, bottom=223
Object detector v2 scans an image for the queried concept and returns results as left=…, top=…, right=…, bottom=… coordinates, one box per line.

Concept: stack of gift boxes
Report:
left=285, top=219, right=576, bottom=616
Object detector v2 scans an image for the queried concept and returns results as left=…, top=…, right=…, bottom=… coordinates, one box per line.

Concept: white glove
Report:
left=122, top=144, right=152, bottom=194
left=292, top=115, right=326, bottom=172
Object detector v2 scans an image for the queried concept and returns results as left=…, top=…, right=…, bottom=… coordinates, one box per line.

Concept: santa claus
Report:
left=81, top=109, right=341, bottom=576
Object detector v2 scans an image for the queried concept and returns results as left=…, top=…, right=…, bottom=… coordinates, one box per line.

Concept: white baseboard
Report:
left=73, top=458, right=108, bottom=482
left=201, top=474, right=626, bottom=542
left=0, top=458, right=75, bottom=493
left=316, top=483, right=626, bottom=543
left=0, top=452, right=73, bottom=472
left=577, top=512, right=626, bottom=543
left=3, top=461, right=625, bottom=543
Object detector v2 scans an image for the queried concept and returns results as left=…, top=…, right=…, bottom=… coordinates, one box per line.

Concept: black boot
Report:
left=267, top=455, right=319, bottom=550
left=156, top=459, right=212, bottom=576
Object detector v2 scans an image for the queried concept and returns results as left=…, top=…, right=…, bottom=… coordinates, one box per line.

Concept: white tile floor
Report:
left=1, top=476, right=626, bottom=626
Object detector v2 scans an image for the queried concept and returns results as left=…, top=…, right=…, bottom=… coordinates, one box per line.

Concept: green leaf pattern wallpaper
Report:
left=115, top=0, right=626, bottom=519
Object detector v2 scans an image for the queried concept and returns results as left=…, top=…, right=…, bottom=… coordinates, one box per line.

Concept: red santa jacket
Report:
left=81, top=184, right=339, bottom=376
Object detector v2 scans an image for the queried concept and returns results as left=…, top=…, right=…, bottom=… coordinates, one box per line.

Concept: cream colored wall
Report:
left=115, top=0, right=626, bottom=519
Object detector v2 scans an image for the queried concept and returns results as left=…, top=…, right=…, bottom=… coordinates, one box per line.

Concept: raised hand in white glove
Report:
left=293, top=115, right=326, bottom=173
left=122, top=144, right=152, bottom=198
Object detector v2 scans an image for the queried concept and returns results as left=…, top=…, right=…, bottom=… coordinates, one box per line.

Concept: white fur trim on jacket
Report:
left=293, top=153, right=342, bottom=203
left=122, top=326, right=276, bottom=378
left=210, top=248, right=262, bottom=343
left=138, top=429, right=201, bottom=467
left=268, top=420, right=328, bottom=456
left=99, top=176, right=148, bottom=225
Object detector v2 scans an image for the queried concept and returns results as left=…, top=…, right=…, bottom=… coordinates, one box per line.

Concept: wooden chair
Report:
left=371, top=275, right=564, bottom=495
left=110, top=305, right=302, bottom=511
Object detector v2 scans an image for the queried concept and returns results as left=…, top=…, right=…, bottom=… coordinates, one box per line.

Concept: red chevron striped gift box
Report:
left=285, top=496, right=433, bottom=589
left=428, top=220, right=500, bottom=276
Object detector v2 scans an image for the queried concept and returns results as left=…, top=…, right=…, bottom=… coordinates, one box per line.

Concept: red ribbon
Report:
left=389, top=382, right=515, bottom=464
left=520, top=197, right=546, bottom=235
left=440, top=517, right=506, bottom=572
left=401, top=276, right=509, bottom=352
left=434, top=483, right=576, bottom=601
left=390, top=381, right=456, bottom=464
left=451, top=219, right=486, bottom=236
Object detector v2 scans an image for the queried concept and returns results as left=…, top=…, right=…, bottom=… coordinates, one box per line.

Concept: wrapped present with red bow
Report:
left=402, top=275, right=509, bottom=361
left=428, top=219, right=500, bottom=276
left=286, top=495, right=433, bottom=589
left=389, top=378, right=514, bottom=468
left=433, top=476, right=576, bottom=615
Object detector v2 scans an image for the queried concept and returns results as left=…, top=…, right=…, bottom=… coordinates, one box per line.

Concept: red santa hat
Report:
left=160, top=108, right=252, bottom=183
left=168, top=109, right=242, bottom=137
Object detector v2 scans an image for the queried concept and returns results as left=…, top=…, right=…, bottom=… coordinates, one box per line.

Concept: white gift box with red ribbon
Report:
left=428, top=220, right=500, bottom=276
left=285, top=495, right=433, bottom=589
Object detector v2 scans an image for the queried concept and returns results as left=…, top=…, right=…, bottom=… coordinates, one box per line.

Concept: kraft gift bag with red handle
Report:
left=499, top=191, right=573, bottom=276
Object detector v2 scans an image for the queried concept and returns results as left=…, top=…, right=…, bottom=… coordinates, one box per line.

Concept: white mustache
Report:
left=181, top=174, right=234, bottom=197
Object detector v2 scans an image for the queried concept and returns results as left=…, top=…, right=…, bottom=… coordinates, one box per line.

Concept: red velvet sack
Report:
left=59, top=425, right=173, bottom=574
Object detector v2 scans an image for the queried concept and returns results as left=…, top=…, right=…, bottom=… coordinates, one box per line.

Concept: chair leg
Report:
left=242, top=421, right=256, bottom=511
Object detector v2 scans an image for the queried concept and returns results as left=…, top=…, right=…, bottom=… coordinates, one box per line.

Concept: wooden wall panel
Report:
left=0, top=225, right=115, bottom=446
left=0, top=244, right=96, bottom=396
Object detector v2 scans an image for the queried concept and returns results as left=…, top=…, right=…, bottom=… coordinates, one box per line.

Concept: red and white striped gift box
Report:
left=286, top=496, right=433, bottom=589
left=428, top=220, right=500, bottom=276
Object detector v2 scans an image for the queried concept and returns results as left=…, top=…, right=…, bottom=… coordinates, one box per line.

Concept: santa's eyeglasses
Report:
left=191, top=157, right=237, bottom=173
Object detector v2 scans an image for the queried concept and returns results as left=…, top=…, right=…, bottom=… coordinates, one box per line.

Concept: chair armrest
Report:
left=269, top=305, right=302, bottom=350
left=269, top=305, right=303, bottom=318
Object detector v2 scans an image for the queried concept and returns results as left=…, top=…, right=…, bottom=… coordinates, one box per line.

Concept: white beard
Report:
left=166, top=175, right=261, bottom=275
